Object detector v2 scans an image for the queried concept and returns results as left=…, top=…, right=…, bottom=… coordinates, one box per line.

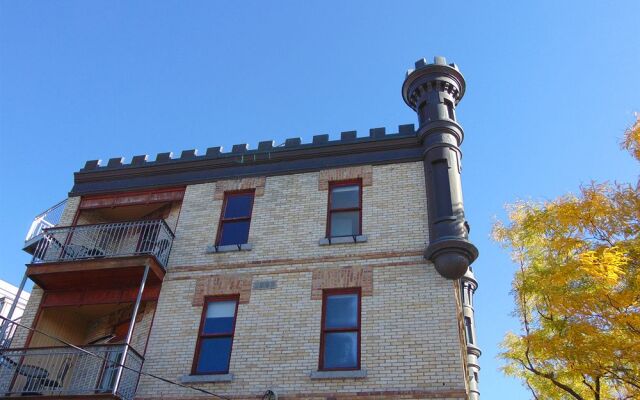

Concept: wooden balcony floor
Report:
left=26, top=255, right=165, bottom=291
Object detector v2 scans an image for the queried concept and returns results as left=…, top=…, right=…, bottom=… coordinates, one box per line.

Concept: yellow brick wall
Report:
left=139, top=162, right=468, bottom=399
left=168, top=162, right=430, bottom=268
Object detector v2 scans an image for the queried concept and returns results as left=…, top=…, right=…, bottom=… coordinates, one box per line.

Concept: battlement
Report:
left=79, top=124, right=416, bottom=172
left=402, top=56, right=466, bottom=110
left=405, top=55, right=460, bottom=77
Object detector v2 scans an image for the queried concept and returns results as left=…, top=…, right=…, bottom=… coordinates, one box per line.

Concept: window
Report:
left=216, top=191, right=255, bottom=246
left=444, top=99, right=455, bottom=120
left=319, top=288, right=361, bottom=370
left=464, top=316, right=474, bottom=344
left=193, top=296, right=239, bottom=374
left=327, top=181, right=362, bottom=238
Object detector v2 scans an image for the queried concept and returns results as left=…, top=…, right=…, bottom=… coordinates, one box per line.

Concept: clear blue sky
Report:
left=1, top=1, right=638, bottom=399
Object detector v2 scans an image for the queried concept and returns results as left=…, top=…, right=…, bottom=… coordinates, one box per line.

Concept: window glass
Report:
left=196, top=337, right=233, bottom=373
left=219, top=221, right=251, bottom=246
left=323, top=332, right=358, bottom=369
left=203, top=301, right=237, bottom=334
left=325, top=294, right=358, bottom=329
left=224, top=194, right=254, bottom=218
left=465, top=316, right=474, bottom=344
left=330, top=211, right=360, bottom=237
left=320, top=290, right=360, bottom=371
left=194, top=298, right=238, bottom=375
left=331, top=185, right=359, bottom=209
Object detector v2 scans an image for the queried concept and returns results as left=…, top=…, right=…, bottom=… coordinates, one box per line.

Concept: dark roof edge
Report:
left=70, top=124, right=422, bottom=196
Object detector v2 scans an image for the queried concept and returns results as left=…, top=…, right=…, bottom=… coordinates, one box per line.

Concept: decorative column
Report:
left=401, top=56, right=478, bottom=280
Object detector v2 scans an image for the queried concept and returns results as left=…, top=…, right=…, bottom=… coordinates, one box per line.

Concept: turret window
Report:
left=444, top=99, right=455, bottom=120
left=464, top=316, right=474, bottom=344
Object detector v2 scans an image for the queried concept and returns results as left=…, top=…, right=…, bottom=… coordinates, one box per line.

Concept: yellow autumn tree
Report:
left=493, top=117, right=640, bottom=400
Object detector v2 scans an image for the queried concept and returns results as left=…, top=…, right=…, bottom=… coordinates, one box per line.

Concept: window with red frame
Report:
left=326, top=181, right=362, bottom=238
left=216, top=191, right=255, bottom=246
left=192, top=296, right=239, bottom=374
left=319, top=288, right=361, bottom=370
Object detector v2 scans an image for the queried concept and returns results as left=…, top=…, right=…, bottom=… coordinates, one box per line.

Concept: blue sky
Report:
left=1, top=1, right=638, bottom=399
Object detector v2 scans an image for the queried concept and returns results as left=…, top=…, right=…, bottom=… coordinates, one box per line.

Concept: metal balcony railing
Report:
left=31, top=220, right=174, bottom=269
left=24, top=200, right=67, bottom=244
left=0, top=344, right=142, bottom=399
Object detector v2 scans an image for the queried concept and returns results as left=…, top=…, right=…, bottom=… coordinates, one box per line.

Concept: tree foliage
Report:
left=494, top=117, right=640, bottom=400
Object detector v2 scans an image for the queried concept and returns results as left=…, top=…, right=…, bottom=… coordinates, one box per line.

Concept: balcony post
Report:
left=112, top=262, right=149, bottom=396
left=0, top=272, right=28, bottom=348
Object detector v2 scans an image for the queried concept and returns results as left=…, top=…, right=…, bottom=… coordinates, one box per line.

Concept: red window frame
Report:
left=326, top=179, right=362, bottom=238
left=191, top=295, right=240, bottom=375
left=215, top=190, right=255, bottom=246
left=318, top=287, right=362, bottom=371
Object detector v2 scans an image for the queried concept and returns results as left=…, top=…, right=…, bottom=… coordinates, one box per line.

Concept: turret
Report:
left=402, top=56, right=479, bottom=280
left=461, top=267, right=481, bottom=400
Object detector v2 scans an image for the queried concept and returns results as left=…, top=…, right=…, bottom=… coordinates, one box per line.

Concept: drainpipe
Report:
left=112, top=263, right=149, bottom=396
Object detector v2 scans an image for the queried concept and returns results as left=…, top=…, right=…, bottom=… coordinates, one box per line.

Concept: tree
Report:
left=493, top=117, right=640, bottom=400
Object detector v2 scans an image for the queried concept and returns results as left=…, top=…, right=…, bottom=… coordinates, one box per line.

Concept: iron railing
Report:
left=0, top=319, right=20, bottom=350
left=31, top=220, right=174, bottom=268
left=24, top=200, right=67, bottom=244
left=0, top=344, right=143, bottom=399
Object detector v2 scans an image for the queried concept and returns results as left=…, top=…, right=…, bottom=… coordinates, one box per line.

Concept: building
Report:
left=0, top=56, right=480, bottom=400
left=0, top=280, right=30, bottom=347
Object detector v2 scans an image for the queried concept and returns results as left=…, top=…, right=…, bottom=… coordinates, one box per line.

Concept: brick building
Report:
left=0, top=56, right=480, bottom=400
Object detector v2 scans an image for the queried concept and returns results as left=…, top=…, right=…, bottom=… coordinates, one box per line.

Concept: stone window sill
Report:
left=206, top=243, right=252, bottom=253
left=180, top=373, right=233, bottom=383
left=309, top=369, right=367, bottom=379
left=318, top=235, right=368, bottom=246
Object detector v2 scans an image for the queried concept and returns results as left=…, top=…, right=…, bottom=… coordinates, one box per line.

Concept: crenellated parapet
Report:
left=71, top=125, right=422, bottom=195
left=79, top=125, right=416, bottom=172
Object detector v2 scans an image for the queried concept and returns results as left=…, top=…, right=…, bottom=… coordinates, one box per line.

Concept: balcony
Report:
left=23, top=200, right=67, bottom=254
left=0, top=344, right=142, bottom=399
left=26, top=220, right=173, bottom=291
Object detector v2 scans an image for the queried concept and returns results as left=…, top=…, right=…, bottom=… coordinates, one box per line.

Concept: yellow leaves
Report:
left=622, top=114, right=640, bottom=162
left=578, top=247, right=627, bottom=286
left=495, top=121, right=640, bottom=399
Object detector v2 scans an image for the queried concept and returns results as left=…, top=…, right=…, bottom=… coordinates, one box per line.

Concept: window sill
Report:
left=206, top=243, right=252, bottom=253
left=318, top=235, right=367, bottom=246
left=309, top=369, right=367, bottom=380
left=180, top=373, right=233, bottom=383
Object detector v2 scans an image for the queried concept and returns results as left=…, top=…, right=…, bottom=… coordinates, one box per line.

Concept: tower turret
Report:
left=402, top=56, right=478, bottom=280
left=461, top=267, right=481, bottom=400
